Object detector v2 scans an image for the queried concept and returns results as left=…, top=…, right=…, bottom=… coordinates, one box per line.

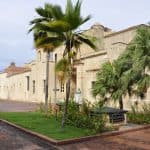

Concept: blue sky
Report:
left=0, top=0, right=150, bottom=70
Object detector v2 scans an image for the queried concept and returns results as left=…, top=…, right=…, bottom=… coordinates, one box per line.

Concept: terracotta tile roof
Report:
left=4, top=62, right=31, bottom=77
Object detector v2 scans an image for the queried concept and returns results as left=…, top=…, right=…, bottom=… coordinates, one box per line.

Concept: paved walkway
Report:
left=0, top=100, right=38, bottom=112
left=60, top=128, right=150, bottom=150
left=0, top=121, right=58, bottom=150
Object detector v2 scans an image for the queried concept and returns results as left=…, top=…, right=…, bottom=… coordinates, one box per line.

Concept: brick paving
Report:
left=60, top=128, right=150, bottom=150
left=0, top=121, right=58, bottom=150
left=0, top=99, right=38, bottom=112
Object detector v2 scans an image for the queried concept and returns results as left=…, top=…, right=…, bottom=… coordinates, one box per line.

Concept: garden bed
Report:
left=0, top=112, right=90, bottom=140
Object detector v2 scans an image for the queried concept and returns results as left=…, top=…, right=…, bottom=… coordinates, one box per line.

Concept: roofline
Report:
left=7, top=70, right=31, bottom=78
left=104, top=24, right=148, bottom=38
left=25, top=60, right=35, bottom=65
left=76, top=50, right=107, bottom=61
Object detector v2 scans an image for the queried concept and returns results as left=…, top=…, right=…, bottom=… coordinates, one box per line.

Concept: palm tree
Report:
left=92, top=62, right=127, bottom=109
left=116, top=26, right=150, bottom=99
left=29, top=0, right=96, bottom=128
left=92, top=25, right=150, bottom=109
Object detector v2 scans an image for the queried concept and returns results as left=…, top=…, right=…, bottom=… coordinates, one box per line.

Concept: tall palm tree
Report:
left=29, top=0, right=96, bottom=128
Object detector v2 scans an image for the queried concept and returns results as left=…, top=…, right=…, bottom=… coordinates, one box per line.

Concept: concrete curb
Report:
left=0, top=119, right=150, bottom=146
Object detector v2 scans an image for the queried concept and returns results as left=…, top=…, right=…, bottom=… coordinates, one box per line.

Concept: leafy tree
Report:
left=92, top=25, right=150, bottom=109
left=29, top=0, right=96, bottom=128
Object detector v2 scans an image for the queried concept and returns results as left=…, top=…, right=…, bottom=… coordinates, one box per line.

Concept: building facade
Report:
left=0, top=23, right=149, bottom=110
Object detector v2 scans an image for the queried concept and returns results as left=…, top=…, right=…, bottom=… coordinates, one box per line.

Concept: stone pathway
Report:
left=0, top=121, right=58, bottom=150
left=60, top=128, right=150, bottom=150
left=0, top=99, right=38, bottom=112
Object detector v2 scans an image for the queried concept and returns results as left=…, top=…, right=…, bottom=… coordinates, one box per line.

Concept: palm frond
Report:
left=46, top=21, right=71, bottom=32
left=30, top=18, right=50, bottom=25
left=64, top=0, right=91, bottom=30
left=29, top=21, right=71, bottom=33
left=75, top=34, right=97, bottom=50
left=80, top=15, right=91, bottom=25
left=55, top=58, right=71, bottom=82
left=45, top=3, right=64, bottom=19
left=35, top=37, right=63, bottom=49
left=35, top=7, right=52, bottom=18
left=137, top=75, right=150, bottom=96
left=65, top=0, right=74, bottom=16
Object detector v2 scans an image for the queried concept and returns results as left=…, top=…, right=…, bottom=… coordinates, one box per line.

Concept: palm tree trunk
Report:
left=45, top=51, right=49, bottom=114
left=54, top=54, right=57, bottom=104
left=119, top=97, right=123, bottom=110
left=61, top=46, right=71, bottom=129
left=61, top=78, right=71, bottom=129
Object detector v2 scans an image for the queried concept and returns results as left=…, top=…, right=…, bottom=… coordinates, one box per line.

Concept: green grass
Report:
left=0, top=112, right=90, bottom=140
left=128, top=112, right=150, bottom=124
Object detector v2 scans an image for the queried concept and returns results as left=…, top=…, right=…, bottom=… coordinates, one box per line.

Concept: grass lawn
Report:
left=0, top=112, right=90, bottom=140
left=128, top=112, right=150, bottom=124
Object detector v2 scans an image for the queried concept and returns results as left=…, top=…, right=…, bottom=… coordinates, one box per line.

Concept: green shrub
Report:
left=66, top=99, right=106, bottom=133
left=38, top=102, right=53, bottom=115
left=38, top=102, right=45, bottom=113
left=142, top=103, right=150, bottom=114
left=128, top=103, right=150, bottom=124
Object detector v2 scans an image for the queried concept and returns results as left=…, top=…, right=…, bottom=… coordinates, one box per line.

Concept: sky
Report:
left=0, top=0, right=150, bottom=70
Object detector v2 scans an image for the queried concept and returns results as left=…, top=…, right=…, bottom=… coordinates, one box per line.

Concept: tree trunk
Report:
left=61, top=46, right=71, bottom=130
left=61, top=78, right=71, bottom=129
left=54, top=54, right=57, bottom=105
left=45, top=51, right=50, bottom=114
left=119, top=97, right=123, bottom=110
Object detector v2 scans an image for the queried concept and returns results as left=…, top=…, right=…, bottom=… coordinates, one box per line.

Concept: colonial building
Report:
left=0, top=23, right=149, bottom=110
